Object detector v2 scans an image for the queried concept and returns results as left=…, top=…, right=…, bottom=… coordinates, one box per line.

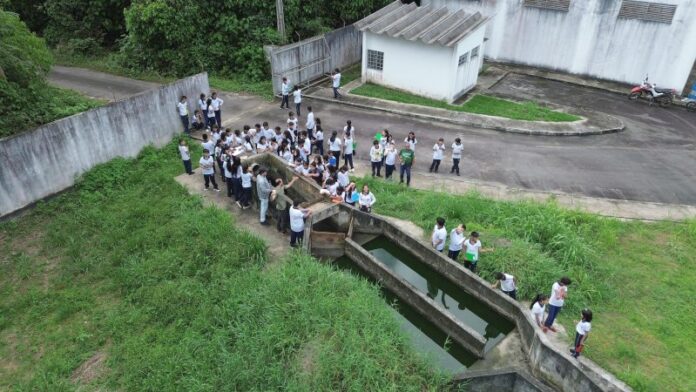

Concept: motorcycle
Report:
left=686, top=99, right=696, bottom=112
left=628, top=77, right=675, bottom=108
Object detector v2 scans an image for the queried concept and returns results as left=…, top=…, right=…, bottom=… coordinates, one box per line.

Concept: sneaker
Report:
left=204, top=188, right=209, bottom=191
left=260, top=221, right=270, bottom=226
left=188, top=172, right=194, bottom=175
left=350, top=169, right=354, bottom=173
left=236, top=201, right=242, bottom=208
left=214, top=188, right=220, bottom=192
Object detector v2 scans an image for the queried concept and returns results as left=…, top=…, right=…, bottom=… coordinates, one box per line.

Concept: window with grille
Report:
left=471, top=46, right=480, bottom=59
left=367, top=50, right=384, bottom=71
left=458, top=52, right=469, bottom=66
left=618, top=1, right=676, bottom=24
left=524, top=0, right=571, bottom=12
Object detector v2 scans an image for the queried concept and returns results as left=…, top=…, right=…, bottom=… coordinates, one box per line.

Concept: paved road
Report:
left=48, top=66, right=160, bottom=101
left=48, top=66, right=696, bottom=205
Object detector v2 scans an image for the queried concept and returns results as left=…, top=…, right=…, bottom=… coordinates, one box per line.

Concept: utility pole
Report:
left=276, top=0, right=286, bottom=43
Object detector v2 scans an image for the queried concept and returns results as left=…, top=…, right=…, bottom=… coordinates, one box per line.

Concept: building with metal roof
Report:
left=355, top=0, right=490, bottom=103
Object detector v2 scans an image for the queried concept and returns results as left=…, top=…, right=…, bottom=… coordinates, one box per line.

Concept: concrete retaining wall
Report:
left=0, top=73, right=209, bottom=217
left=265, top=25, right=362, bottom=94
left=344, top=238, right=487, bottom=357
left=453, top=368, right=555, bottom=392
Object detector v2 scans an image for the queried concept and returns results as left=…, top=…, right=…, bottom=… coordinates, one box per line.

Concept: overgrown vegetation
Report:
left=351, top=83, right=580, bottom=122
left=0, top=142, right=448, bottom=390
left=0, top=10, right=102, bottom=137
left=359, top=176, right=696, bottom=392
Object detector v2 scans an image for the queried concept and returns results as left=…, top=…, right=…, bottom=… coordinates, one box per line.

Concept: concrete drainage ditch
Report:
left=243, top=153, right=632, bottom=392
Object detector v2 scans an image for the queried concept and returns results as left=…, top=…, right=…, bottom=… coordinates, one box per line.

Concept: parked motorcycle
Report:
left=685, top=99, right=696, bottom=112
left=628, top=77, right=675, bottom=108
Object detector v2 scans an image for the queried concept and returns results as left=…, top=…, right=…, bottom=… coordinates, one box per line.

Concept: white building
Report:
left=355, top=1, right=489, bottom=103
left=426, top=0, right=696, bottom=94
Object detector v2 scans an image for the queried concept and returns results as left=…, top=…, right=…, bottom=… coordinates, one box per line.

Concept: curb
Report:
left=304, top=93, right=625, bottom=136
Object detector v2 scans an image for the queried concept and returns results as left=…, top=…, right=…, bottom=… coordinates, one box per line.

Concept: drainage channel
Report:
left=333, top=255, right=478, bottom=375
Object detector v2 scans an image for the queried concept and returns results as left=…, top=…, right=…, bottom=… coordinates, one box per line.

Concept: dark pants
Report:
left=179, top=115, right=190, bottom=134
left=207, top=116, right=216, bottom=128
left=385, top=164, right=395, bottom=179
left=344, top=153, right=354, bottom=169
left=182, top=159, right=192, bottom=174
left=315, top=140, right=324, bottom=156
left=360, top=206, right=371, bottom=213
left=204, top=174, right=218, bottom=189
left=333, top=87, right=341, bottom=98
left=226, top=177, right=234, bottom=197
left=463, top=260, right=477, bottom=273
left=544, top=305, right=562, bottom=327
left=275, top=208, right=289, bottom=232
left=290, top=230, right=304, bottom=247
left=233, top=178, right=242, bottom=200
left=572, top=333, right=584, bottom=357
left=331, top=150, right=341, bottom=163
left=371, top=161, right=382, bottom=176
left=429, top=159, right=441, bottom=172
left=281, top=94, right=289, bottom=108
left=295, top=102, right=301, bottom=117
left=214, top=110, right=222, bottom=127
left=503, top=290, right=517, bottom=300
left=241, top=187, right=252, bottom=207
left=447, top=249, right=460, bottom=261
left=400, top=164, right=412, bottom=186
left=451, top=158, right=460, bottom=175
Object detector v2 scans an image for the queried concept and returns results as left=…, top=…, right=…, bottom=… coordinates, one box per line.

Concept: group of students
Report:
left=176, top=92, right=224, bottom=135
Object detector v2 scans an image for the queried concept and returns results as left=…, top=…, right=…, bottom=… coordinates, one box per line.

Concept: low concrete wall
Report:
left=0, top=73, right=209, bottom=217
left=265, top=25, right=362, bottom=94
left=344, top=238, right=487, bottom=357
left=453, top=368, right=555, bottom=392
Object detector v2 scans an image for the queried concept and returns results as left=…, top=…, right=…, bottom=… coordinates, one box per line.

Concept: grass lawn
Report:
left=357, top=177, right=695, bottom=392
left=351, top=83, right=580, bottom=122
left=0, top=141, right=448, bottom=391
left=0, top=83, right=104, bottom=138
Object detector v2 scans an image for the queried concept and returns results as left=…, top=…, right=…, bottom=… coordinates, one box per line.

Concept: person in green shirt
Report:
left=399, top=143, right=415, bottom=186
left=273, top=176, right=298, bottom=233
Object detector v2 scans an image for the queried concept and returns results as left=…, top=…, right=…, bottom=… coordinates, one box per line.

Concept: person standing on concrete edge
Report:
left=306, top=106, right=315, bottom=139
left=273, top=176, right=298, bottom=234
left=447, top=223, right=466, bottom=260
left=178, top=139, right=194, bottom=175
left=451, top=137, right=463, bottom=176
left=176, top=95, right=190, bottom=135
left=570, top=309, right=592, bottom=358
left=398, top=142, right=415, bottom=186
left=544, top=276, right=572, bottom=333
left=211, top=91, right=224, bottom=127
left=431, top=217, right=447, bottom=253
left=492, top=272, right=517, bottom=299
left=280, top=77, right=290, bottom=109
left=429, top=138, right=445, bottom=173
left=332, top=68, right=342, bottom=99
left=293, top=85, right=302, bottom=117
left=289, top=200, right=312, bottom=247
left=200, top=149, right=219, bottom=191
left=256, top=168, right=273, bottom=226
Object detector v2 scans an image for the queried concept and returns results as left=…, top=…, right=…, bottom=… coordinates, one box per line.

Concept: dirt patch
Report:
left=71, top=350, right=108, bottom=385
left=297, top=340, right=319, bottom=375
left=0, top=331, right=20, bottom=374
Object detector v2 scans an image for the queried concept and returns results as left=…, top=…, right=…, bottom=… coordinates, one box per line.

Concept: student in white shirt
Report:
left=305, top=106, right=315, bottom=138
left=211, top=91, right=223, bottom=127
left=256, top=136, right=269, bottom=153
left=405, top=132, right=417, bottom=152
left=447, top=223, right=466, bottom=260
left=431, top=217, right=447, bottom=252
left=570, top=309, right=593, bottom=358
left=369, top=139, right=383, bottom=177
left=544, top=277, right=572, bottom=332
left=238, top=166, right=253, bottom=209
left=280, top=76, right=290, bottom=109
left=492, top=272, right=517, bottom=299
left=451, top=137, right=463, bottom=176
left=332, top=68, right=342, bottom=99
left=337, top=166, right=350, bottom=188
left=289, top=200, right=311, bottom=247
left=429, top=138, right=446, bottom=173
left=176, top=95, right=189, bottom=134
left=358, top=184, right=376, bottom=213
left=287, top=112, right=298, bottom=132
left=463, top=231, right=486, bottom=273
left=201, top=133, right=215, bottom=161
left=530, top=294, right=548, bottom=328
left=243, top=136, right=254, bottom=154
left=199, top=149, right=219, bottom=191
left=384, top=141, right=398, bottom=180
left=314, top=123, right=324, bottom=156
left=328, top=131, right=342, bottom=162
left=197, top=93, right=206, bottom=115
left=292, top=86, right=302, bottom=117
left=178, top=138, right=193, bottom=175
left=343, top=132, right=355, bottom=171
left=205, top=98, right=216, bottom=128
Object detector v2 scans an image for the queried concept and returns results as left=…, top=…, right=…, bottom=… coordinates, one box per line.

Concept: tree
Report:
left=0, top=10, right=52, bottom=87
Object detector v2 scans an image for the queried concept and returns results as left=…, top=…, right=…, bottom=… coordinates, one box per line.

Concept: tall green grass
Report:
left=0, top=141, right=447, bottom=391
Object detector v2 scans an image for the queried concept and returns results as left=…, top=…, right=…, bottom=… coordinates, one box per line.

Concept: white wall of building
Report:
left=424, top=0, right=696, bottom=93
left=452, top=26, right=486, bottom=99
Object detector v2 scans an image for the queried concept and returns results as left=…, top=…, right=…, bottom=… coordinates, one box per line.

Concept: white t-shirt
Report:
left=289, top=207, right=306, bottom=232
left=223, top=162, right=232, bottom=179
left=432, top=143, right=445, bottom=160
left=405, top=138, right=417, bottom=151
left=293, top=89, right=302, bottom=103
left=448, top=229, right=465, bottom=251
left=452, top=142, right=464, bottom=159
left=207, top=105, right=215, bottom=118
left=329, top=138, right=342, bottom=152
left=531, top=302, right=545, bottom=321
left=344, top=137, right=354, bottom=154
left=385, top=149, right=397, bottom=165
left=241, top=172, right=252, bottom=188
left=359, top=192, right=376, bottom=208
left=199, top=156, right=215, bottom=175
left=306, top=112, right=315, bottom=129
left=464, top=239, right=481, bottom=262
left=211, top=97, right=223, bottom=110
left=177, top=102, right=188, bottom=116
left=198, top=98, right=206, bottom=111
left=500, top=273, right=516, bottom=292
left=315, top=130, right=324, bottom=141
left=432, top=226, right=447, bottom=251
left=337, top=171, right=350, bottom=187
left=256, top=142, right=268, bottom=153
left=332, top=73, right=341, bottom=88
left=549, top=282, right=567, bottom=307
left=281, top=81, right=290, bottom=95
left=178, top=145, right=190, bottom=161
left=287, top=117, right=298, bottom=128
left=370, top=146, right=382, bottom=162
left=576, top=320, right=592, bottom=335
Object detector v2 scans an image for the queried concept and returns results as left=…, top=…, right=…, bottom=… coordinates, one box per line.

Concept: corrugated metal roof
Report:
left=354, top=1, right=489, bottom=47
